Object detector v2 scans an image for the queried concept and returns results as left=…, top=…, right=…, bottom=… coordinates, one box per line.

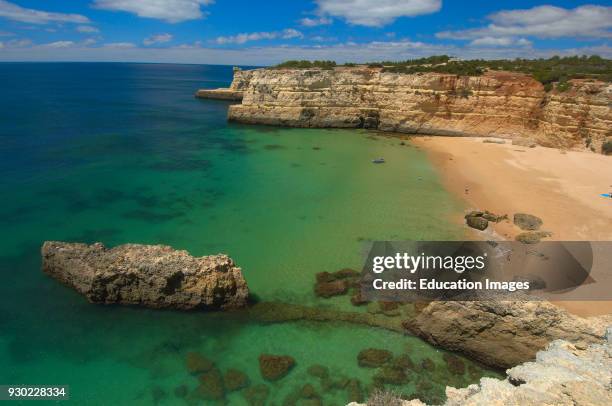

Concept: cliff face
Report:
left=221, top=67, right=611, bottom=151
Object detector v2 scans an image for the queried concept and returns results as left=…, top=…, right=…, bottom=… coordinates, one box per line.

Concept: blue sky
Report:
left=0, top=0, right=610, bottom=64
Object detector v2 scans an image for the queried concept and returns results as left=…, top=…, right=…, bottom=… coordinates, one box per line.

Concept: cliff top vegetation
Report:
left=274, top=55, right=612, bottom=88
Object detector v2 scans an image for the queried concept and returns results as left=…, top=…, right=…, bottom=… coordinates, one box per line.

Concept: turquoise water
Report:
left=0, top=63, right=499, bottom=405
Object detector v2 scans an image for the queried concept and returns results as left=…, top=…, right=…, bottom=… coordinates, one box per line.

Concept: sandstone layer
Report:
left=348, top=327, right=612, bottom=406
left=204, top=67, right=611, bottom=152
left=403, top=300, right=611, bottom=369
left=41, top=241, right=249, bottom=310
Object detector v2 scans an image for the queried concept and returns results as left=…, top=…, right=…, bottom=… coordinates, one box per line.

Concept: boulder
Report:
left=465, top=215, right=488, bottom=231
left=314, top=279, right=349, bottom=298
left=258, top=354, right=295, bottom=381
left=41, top=241, right=249, bottom=310
left=403, top=300, right=610, bottom=369
left=357, top=348, right=392, bottom=368
left=513, top=213, right=543, bottom=230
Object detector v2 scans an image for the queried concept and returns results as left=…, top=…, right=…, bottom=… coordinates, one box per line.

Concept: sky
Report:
left=0, top=0, right=610, bottom=65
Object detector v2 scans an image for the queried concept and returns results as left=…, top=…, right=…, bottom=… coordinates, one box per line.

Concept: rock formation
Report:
left=403, top=300, right=611, bottom=369
left=348, top=327, right=612, bottom=406
left=41, top=241, right=249, bottom=310
left=195, top=68, right=253, bottom=101
left=199, top=67, right=612, bottom=152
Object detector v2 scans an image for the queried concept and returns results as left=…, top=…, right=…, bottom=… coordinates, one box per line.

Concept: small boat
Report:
left=601, top=193, right=612, bottom=199
left=372, top=158, right=385, bottom=164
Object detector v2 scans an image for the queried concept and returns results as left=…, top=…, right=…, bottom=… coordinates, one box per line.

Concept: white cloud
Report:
left=469, top=36, right=532, bottom=47
left=300, top=16, right=332, bottom=27
left=0, top=0, right=89, bottom=24
left=103, top=42, right=136, bottom=48
left=76, top=25, right=99, bottom=33
left=314, top=0, right=441, bottom=27
left=144, top=33, right=173, bottom=46
left=214, top=29, right=303, bottom=45
left=82, top=38, right=98, bottom=46
left=0, top=39, right=610, bottom=65
left=42, top=41, right=76, bottom=48
left=93, top=0, right=213, bottom=23
left=438, top=5, right=612, bottom=40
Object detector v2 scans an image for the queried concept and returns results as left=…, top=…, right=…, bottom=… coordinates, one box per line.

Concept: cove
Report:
left=0, top=63, right=501, bottom=405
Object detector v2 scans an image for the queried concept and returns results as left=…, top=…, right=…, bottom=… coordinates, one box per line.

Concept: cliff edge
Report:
left=200, top=67, right=611, bottom=152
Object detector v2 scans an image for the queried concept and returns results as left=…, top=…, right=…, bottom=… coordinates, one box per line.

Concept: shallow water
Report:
left=0, top=63, right=500, bottom=405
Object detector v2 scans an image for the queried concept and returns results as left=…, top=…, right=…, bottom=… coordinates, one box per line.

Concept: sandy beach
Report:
left=414, top=136, right=612, bottom=316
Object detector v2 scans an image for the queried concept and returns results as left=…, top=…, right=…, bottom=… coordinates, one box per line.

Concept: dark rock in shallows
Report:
left=466, top=215, right=488, bottom=231
left=186, top=352, right=214, bottom=375
left=421, top=358, right=435, bottom=371
left=357, top=348, right=392, bottom=368
left=195, top=368, right=225, bottom=400
left=516, top=231, right=552, bottom=244
left=300, top=383, right=319, bottom=399
left=314, top=279, right=348, bottom=298
left=373, top=366, right=409, bottom=385
left=391, top=354, right=415, bottom=370
left=41, top=241, right=249, bottom=310
left=224, top=368, right=250, bottom=391
left=243, top=384, right=270, bottom=406
left=307, top=364, right=329, bottom=379
left=514, top=213, right=543, bottom=231
left=259, top=354, right=296, bottom=381
left=346, top=379, right=363, bottom=403
left=443, top=353, right=466, bottom=376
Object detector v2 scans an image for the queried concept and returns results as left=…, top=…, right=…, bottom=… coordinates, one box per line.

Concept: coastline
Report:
left=413, top=136, right=612, bottom=317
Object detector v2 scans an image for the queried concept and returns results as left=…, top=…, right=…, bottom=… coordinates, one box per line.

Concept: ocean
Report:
left=0, top=63, right=499, bottom=405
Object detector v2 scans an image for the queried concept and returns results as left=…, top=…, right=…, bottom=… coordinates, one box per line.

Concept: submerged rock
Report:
left=243, top=384, right=270, bottom=406
left=346, top=379, right=364, bottom=403
left=307, top=364, right=329, bottom=379
left=195, top=368, right=225, bottom=400
left=314, top=279, right=349, bottom=298
left=357, top=348, right=392, bottom=368
left=41, top=241, right=249, bottom=310
left=442, top=353, right=466, bottom=376
left=465, top=214, right=488, bottom=231
left=515, top=231, right=552, bottom=244
left=185, top=352, right=214, bottom=374
left=514, top=213, right=543, bottom=230
left=224, top=368, right=250, bottom=391
left=373, top=366, right=409, bottom=385
left=258, top=354, right=296, bottom=381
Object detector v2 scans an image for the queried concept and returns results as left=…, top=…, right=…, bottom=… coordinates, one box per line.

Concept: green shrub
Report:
left=556, top=81, right=572, bottom=92
left=602, top=140, right=612, bottom=155
left=543, top=83, right=553, bottom=92
left=274, top=60, right=336, bottom=69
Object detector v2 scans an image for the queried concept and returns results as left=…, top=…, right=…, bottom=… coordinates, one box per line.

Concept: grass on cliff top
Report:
left=274, top=55, right=612, bottom=85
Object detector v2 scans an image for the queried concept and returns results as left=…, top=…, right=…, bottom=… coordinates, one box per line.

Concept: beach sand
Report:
left=413, top=136, right=612, bottom=316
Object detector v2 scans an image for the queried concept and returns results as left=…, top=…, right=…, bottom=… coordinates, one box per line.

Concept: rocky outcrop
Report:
left=214, top=67, right=611, bottom=152
left=403, top=300, right=611, bottom=369
left=348, top=327, right=612, bottom=406
left=41, top=241, right=249, bottom=310
left=195, top=68, right=253, bottom=101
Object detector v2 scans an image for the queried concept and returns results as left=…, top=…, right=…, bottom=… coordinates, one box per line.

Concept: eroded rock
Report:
left=357, top=348, right=392, bottom=368
left=41, top=241, right=249, bottom=310
left=514, top=213, right=543, bottom=230
left=259, top=354, right=296, bottom=381
left=403, top=300, right=610, bottom=369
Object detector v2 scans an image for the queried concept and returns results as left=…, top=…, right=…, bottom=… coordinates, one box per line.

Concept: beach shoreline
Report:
left=413, top=136, right=612, bottom=317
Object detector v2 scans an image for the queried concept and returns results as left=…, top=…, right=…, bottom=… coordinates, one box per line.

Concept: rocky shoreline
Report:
left=349, top=327, right=612, bottom=406
left=41, top=241, right=249, bottom=310
left=196, top=66, right=611, bottom=153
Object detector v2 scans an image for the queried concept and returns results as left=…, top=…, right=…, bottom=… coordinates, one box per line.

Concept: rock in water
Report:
left=41, top=241, right=249, bottom=310
left=258, top=354, right=295, bottom=381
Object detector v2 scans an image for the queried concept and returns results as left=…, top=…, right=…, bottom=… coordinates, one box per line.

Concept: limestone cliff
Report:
left=403, top=300, right=611, bottom=369
left=42, top=241, right=249, bottom=310
left=201, top=67, right=611, bottom=152
left=348, top=327, right=612, bottom=406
